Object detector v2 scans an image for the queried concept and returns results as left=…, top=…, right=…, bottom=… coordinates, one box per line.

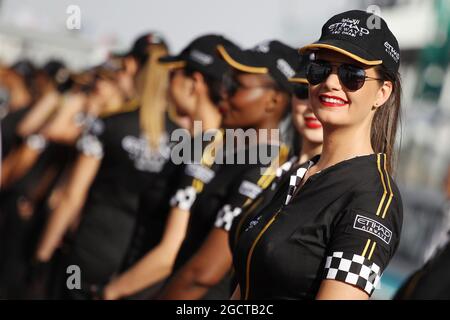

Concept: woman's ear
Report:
left=124, top=57, right=139, bottom=76
left=192, top=71, right=210, bottom=97
left=374, top=80, right=393, bottom=109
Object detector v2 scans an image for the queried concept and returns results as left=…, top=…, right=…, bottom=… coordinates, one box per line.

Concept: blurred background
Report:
left=1, top=0, right=449, bottom=299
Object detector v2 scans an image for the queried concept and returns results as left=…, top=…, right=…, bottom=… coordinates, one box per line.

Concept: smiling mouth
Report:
left=319, top=94, right=349, bottom=107
left=303, top=113, right=322, bottom=129
left=218, top=106, right=228, bottom=115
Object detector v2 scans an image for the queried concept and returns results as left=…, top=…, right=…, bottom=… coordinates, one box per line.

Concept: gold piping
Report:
left=217, top=45, right=268, bottom=74
left=244, top=211, right=279, bottom=300
left=382, top=153, right=394, bottom=219
left=362, top=239, right=371, bottom=258
left=288, top=78, right=309, bottom=84
left=368, top=242, right=377, bottom=260
left=375, top=154, right=388, bottom=216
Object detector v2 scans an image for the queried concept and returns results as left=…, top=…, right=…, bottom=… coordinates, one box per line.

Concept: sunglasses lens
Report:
left=293, top=84, right=309, bottom=100
left=306, top=62, right=331, bottom=86
left=339, top=64, right=366, bottom=91
left=222, top=73, right=238, bottom=97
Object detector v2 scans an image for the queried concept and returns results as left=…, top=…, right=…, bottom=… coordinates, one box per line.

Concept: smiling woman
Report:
left=230, top=10, right=404, bottom=300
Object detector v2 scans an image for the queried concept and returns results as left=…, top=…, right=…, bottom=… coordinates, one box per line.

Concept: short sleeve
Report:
left=76, top=116, right=105, bottom=159
left=25, top=133, right=48, bottom=151
left=214, top=176, right=261, bottom=232
left=323, top=190, right=403, bottom=296
left=169, top=161, right=217, bottom=211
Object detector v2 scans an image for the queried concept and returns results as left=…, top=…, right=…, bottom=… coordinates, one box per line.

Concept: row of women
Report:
left=0, top=9, right=448, bottom=300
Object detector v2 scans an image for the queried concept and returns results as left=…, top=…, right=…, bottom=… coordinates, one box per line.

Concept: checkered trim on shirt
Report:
left=284, top=160, right=314, bottom=205
left=324, top=252, right=382, bottom=296
left=170, top=186, right=197, bottom=211
left=76, top=133, right=104, bottom=159
left=215, top=204, right=242, bottom=232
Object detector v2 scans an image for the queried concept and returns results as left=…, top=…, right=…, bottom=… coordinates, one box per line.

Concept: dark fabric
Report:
left=394, top=239, right=450, bottom=300
left=61, top=110, right=178, bottom=299
left=233, top=153, right=403, bottom=299
left=0, top=106, right=29, bottom=159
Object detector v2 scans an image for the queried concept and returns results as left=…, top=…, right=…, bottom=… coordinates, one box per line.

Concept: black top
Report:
left=228, top=155, right=298, bottom=253
left=172, top=144, right=290, bottom=270
left=1, top=107, right=29, bottom=159
left=166, top=143, right=290, bottom=299
left=119, top=127, right=192, bottom=271
left=233, top=153, right=403, bottom=299
left=394, top=237, right=450, bottom=299
left=69, top=109, right=177, bottom=285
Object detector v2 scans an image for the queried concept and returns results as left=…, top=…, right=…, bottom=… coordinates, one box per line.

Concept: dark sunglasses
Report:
left=221, top=72, right=277, bottom=98
left=293, top=83, right=309, bottom=100
left=306, top=60, right=383, bottom=91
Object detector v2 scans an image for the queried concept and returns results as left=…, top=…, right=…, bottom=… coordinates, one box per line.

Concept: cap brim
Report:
left=288, top=77, right=308, bottom=84
left=299, top=39, right=382, bottom=66
left=217, top=45, right=268, bottom=74
left=158, top=55, right=186, bottom=69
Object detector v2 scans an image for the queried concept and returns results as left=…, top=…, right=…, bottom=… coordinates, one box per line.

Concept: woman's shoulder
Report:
left=346, top=153, right=403, bottom=222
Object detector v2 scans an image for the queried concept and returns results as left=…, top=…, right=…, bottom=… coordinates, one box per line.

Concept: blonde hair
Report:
left=138, top=44, right=170, bottom=149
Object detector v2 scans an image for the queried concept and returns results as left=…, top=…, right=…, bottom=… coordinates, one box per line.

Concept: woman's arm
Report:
left=102, top=207, right=191, bottom=300
left=40, top=93, right=86, bottom=144
left=35, top=154, right=101, bottom=262
left=158, top=228, right=232, bottom=300
left=230, top=284, right=241, bottom=300
left=0, top=137, right=46, bottom=188
left=316, top=279, right=369, bottom=300
left=17, top=91, right=60, bottom=137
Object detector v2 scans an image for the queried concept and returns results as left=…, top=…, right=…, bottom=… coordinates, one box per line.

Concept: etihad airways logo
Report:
left=353, top=214, right=392, bottom=244
left=384, top=41, right=400, bottom=63
left=189, top=50, right=213, bottom=66
left=328, top=18, right=370, bottom=37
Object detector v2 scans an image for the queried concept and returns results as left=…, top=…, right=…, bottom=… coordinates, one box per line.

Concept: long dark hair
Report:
left=371, top=66, right=402, bottom=175
left=183, top=66, right=223, bottom=105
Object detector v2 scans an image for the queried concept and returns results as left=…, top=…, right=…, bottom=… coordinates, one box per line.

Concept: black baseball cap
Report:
left=10, top=59, right=36, bottom=80
left=159, top=34, right=239, bottom=80
left=288, top=53, right=309, bottom=85
left=42, top=59, right=71, bottom=86
left=115, top=32, right=167, bottom=64
left=300, top=10, right=400, bottom=74
left=217, top=40, right=301, bottom=92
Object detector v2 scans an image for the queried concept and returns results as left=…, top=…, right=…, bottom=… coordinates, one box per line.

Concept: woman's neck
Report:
left=315, top=124, right=373, bottom=172
left=10, top=87, right=32, bottom=110
left=191, top=99, right=222, bottom=136
left=298, top=139, right=323, bottom=165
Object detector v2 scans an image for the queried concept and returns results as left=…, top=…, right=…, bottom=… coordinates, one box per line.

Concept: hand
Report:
left=101, top=282, right=122, bottom=300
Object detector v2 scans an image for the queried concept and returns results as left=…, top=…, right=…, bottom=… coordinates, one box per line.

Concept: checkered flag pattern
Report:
left=324, top=252, right=382, bottom=296
left=284, top=160, right=313, bottom=205
left=275, top=156, right=298, bottom=178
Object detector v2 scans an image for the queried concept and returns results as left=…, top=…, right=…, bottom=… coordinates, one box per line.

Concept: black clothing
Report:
left=394, top=237, right=450, bottom=299
left=233, top=153, right=403, bottom=299
left=1, top=107, right=29, bottom=159
left=63, top=110, right=177, bottom=299
left=167, top=143, right=291, bottom=299
left=228, top=155, right=298, bottom=253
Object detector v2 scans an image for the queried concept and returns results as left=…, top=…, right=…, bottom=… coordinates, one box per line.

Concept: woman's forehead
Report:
left=236, top=71, right=272, bottom=84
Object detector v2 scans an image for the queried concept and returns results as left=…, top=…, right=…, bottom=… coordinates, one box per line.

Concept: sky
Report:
left=0, top=0, right=364, bottom=52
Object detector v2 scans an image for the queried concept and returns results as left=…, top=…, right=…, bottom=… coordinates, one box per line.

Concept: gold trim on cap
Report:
left=299, top=44, right=383, bottom=66
left=288, top=77, right=308, bottom=84
left=217, top=44, right=268, bottom=74
left=160, top=60, right=186, bottom=69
